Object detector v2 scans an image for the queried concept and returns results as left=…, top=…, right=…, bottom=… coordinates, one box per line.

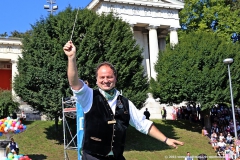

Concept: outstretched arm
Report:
left=148, top=124, right=184, bottom=148
left=63, top=41, right=83, bottom=90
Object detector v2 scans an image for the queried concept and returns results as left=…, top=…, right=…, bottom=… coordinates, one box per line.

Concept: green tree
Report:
left=225, top=0, right=240, bottom=11
left=0, top=31, right=32, bottom=38
left=0, top=32, right=8, bottom=37
left=179, top=0, right=240, bottom=41
left=14, top=7, right=148, bottom=130
left=9, top=30, right=24, bottom=38
left=77, top=12, right=148, bottom=108
left=0, top=89, right=19, bottom=118
left=150, top=31, right=240, bottom=109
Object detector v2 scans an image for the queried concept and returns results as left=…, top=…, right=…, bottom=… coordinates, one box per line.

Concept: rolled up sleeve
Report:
left=71, top=80, right=93, bottom=113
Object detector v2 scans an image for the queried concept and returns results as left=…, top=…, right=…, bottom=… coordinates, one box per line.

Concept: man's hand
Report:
left=148, top=125, right=184, bottom=149
left=63, top=41, right=76, bottom=58
left=166, top=138, right=184, bottom=148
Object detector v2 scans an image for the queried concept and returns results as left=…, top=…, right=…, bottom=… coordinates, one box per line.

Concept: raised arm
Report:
left=63, top=41, right=83, bottom=90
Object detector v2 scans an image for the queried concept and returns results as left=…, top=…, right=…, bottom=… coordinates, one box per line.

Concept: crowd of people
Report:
left=159, top=103, right=240, bottom=160
left=174, top=105, right=201, bottom=122
left=160, top=104, right=202, bottom=122
left=201, top=104, right=240, bottom=160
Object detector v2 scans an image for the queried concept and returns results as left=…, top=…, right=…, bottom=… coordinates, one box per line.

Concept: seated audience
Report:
left=226, top=133, right=233, bottom=144
left=202, top=127, right=209, bottom=137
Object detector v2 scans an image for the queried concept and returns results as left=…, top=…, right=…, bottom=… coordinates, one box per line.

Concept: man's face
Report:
left=96, top=65, right=117, bottom=91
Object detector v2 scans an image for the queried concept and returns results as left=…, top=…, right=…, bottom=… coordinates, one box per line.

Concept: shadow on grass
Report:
left=125, top=119, right=203, bottom=152
left=44, top=118, right=77, bottom=146
left=162, top=119, right=203, bottom=133
left=27, top=154, right=47, bottom=160
left=43, top=118, right=203, bottom=151
left=125, top=123, right=175, bottom=151
left=20, top=120, right=35, bottom=126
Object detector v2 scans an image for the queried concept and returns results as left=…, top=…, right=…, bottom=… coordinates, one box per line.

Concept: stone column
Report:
left=143, top=32, right=151, bottom=80
left=133, top=30, right=147, bottom=77
left=147, top=25, right=159, bottom=80
left=11, top=59, right=17, bottom=82
left=169, top=27, right=178, bottom=47
left=10, top=59, right=20, bottom=102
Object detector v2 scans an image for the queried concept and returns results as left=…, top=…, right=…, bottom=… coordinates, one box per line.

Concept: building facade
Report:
left=0, top=0, right=184, bottom=92
left=0, top=38, right=22, bottom=95
left=87, top=0, right=184, bottom=79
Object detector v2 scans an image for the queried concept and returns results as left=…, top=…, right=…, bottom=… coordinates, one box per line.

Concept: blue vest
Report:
left=10, top=142, right=17, bottom=151
left=83, top=90, right=130, bottom=159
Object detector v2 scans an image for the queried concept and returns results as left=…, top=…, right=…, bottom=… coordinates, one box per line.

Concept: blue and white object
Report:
left=76, top=102, right=84, bottom=160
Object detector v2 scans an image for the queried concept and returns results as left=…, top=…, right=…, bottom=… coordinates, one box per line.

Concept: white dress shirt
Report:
left=72, top=80, right=153, bottom=135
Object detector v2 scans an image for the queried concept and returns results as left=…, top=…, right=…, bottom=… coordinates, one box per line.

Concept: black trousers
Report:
left=82, top=151, right=125, bottom=160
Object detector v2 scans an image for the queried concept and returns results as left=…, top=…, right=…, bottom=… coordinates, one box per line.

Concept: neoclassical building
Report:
left=0, top=0, right=184, bottom=93
left=0, top=38, right=22, bottom=94
left=87, top=0, right=184, bottom=80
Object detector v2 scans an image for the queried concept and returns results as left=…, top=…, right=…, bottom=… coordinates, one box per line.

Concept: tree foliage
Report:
left=0, top=89, right=19, bottom=118
left=150, top=31, right=240, bottom=109
left=0, top=31, right=32, bottom=38
left=9, top=31, right=25, bottom=38
left=179, top=0, right=240, bottom=41
left=0, top=32, right=8, bottom=37
left=76, top=12, right=148, bottom=108
left=14, top=7, right=148, bottom=127
left=225, top=0, right=240, bottom=11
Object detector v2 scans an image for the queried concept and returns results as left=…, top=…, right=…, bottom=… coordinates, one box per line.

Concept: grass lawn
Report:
left=124, top=119, right=219, bottom=160
left=2, top=119, right=220, bottom=160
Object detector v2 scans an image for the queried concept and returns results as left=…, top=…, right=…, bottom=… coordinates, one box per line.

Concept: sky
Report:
left=0, top=0, right=92, bottom=35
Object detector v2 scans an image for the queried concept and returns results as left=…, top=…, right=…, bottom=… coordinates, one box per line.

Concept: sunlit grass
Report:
left=124, top=119, right=219, bottom=160
left=1, top=119, right=220, bottom=160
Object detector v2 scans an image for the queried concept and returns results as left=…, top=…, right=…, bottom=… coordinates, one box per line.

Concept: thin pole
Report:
left=70, top=7, right=80, bottom=41
left=228, top=64, right=237, bottom=140
left=62, top=97, right=67, bottom=160
left=50, top=0, right=53, bottom=15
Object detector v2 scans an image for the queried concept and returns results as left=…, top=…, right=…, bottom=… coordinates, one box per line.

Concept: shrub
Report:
left=0, top=89, right=20, bottom=118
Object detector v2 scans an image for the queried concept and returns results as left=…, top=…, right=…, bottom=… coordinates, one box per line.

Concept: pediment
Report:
left=160, top=0, right=184, bottom=5
left=87, top=0, right=184, bottom=10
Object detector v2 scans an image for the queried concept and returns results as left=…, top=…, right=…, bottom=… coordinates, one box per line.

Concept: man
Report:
left=185, top=152, right=193, bottom=160
left=161, top=107, right=167, bottom=120
left=144, top=108, right=150, bottom=120
left=63, top=41, right=184, bottom=160
left=7, top=138, right=19, bottom=154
